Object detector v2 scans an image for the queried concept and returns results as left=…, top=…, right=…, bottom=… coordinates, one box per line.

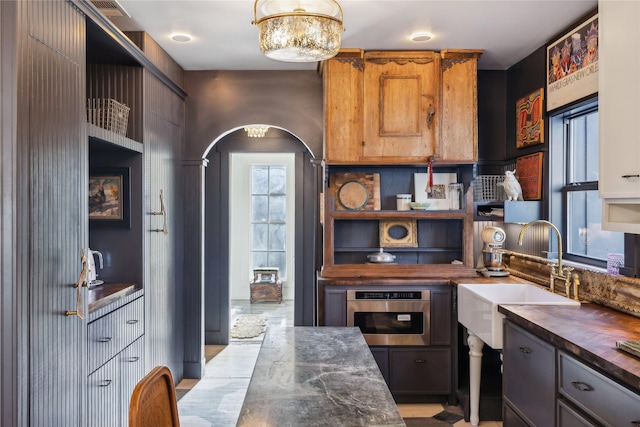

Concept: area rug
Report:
left=230, top=314, right=267, bottom=339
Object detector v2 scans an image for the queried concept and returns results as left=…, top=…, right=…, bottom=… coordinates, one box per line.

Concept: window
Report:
left=551, top=100, right=624, bottom=267
left=250, top=165, right=287, bottom=278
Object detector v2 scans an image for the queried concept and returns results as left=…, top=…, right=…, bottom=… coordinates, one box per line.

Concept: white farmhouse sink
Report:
left=458, top=282, right=580, bottom=349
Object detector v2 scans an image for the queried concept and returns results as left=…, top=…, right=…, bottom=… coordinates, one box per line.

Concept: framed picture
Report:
left=414, top=172, right=457, bottom=210
left=89, top=167, right=131, bottom=228
left=379, top=220, right=418, bottom=248
left=546, top=13, right=598, bottom=112
left=516, top=152, right=543, bottom=200
left=516, top=88, right=544, bottom=148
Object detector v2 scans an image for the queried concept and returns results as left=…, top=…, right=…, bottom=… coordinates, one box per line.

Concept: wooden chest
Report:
left=250, top=282, right=282, bottom=303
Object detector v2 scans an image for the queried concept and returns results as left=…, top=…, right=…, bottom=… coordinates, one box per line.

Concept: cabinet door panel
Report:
left=120, top=337, right=146, bottom=427
left=389, top=347, right=451, bottom=394
left=21, top=2, right=87, bottom=425
left=503, top=321, right=555, bottom=427
left=362, top=52, right=439, bottom=161
left=599, top=1, right=640, bottom=198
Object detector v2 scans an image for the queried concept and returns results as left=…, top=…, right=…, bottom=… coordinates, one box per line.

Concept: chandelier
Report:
left=244, top=125, right=270, bottom=138
left=252, top=0, right=344, bottom=62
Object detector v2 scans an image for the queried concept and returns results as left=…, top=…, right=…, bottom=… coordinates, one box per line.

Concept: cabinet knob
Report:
left=571, top=381, right=594, bottom=392
left=414, top=359, right=426, bottom=364
left=518, top=346, right=532, bottom=354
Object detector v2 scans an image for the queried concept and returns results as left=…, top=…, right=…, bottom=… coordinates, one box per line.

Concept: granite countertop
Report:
left=498, top=303, right=640, bottom=392
left=237, top=326, right=405, bottom=427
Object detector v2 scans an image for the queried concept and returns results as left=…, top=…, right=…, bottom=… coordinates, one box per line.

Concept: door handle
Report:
left=65, top=249, right=88, bottom=319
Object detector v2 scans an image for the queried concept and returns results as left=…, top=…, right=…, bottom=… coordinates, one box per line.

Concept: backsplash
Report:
left=504, top=253, right=640, bottom=319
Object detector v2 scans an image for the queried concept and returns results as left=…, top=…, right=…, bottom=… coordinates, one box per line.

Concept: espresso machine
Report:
left=479, top=226, right=509, bottom=277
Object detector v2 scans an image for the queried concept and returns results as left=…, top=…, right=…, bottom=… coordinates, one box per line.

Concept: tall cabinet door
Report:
left=17, top=2, right=87, bottom=425
left=362, top=51, right=440, bottom=163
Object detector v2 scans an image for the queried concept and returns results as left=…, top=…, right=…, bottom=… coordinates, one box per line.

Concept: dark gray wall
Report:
left=184, top=70, right=323, bottom=158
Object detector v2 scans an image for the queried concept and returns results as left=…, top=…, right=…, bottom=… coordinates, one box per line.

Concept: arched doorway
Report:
left=202, top=126, right=320, bottom=345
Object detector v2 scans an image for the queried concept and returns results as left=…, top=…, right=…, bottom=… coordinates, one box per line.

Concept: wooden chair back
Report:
left=129, top=365, right=180, bottom=427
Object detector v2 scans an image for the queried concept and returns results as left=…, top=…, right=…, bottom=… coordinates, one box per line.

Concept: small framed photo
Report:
left=379, top=220, right=418, bottom=248
left=89, top=167, right=131, bottom=228
left=414, top=172, right=457, bottom=210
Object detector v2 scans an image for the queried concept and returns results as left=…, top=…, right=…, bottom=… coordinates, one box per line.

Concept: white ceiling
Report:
left=108, top=0, right=597, bottom=71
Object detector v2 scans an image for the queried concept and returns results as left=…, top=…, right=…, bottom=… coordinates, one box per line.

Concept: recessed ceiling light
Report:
left=171, top=33, right=192, bottom=43
left=410, top=32, right=433, bottom=42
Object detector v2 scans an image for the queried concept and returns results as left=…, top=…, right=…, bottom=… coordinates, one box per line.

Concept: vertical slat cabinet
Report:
left=16, top=1, right=88, bottom=425
left=87, top=356, right=121, bottom=427
left=120, top=337, right=145, bottom=426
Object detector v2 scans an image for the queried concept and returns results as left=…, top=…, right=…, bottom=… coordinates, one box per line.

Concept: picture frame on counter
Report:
left=546, top=13, right=598, bottom=112
left=89, top=167, right=131, bottom=228
left=414, top=172, right=457, bottom=210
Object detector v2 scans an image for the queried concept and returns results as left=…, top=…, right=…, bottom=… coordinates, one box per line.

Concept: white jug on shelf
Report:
left=86, top=248, right=103, bottom=287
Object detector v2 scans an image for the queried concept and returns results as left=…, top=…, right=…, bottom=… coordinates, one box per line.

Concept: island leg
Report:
left=468, top=333, right=485, bottom=426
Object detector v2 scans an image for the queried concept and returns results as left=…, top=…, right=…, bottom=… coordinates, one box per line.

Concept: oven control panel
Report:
left=348, top=291, right=429, bottom=300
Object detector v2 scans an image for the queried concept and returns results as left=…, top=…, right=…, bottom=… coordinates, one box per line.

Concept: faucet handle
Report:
left=562, top=265, right=574, bottom=276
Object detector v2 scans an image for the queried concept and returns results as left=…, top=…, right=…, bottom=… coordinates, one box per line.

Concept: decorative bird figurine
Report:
left=503, top=170, right=524, bottom=201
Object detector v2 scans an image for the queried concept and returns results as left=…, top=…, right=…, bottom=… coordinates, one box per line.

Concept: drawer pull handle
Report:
left=414, top=359, right=426, bottom=364
left=127, top=356, right=140, bottom=363
left=98, top=337, right=112, bottom=343
left=518, top=346, right=532, bottom=354
left=126, top=319, right=139, bottom=324
left=621, top=174, right=640, bottom=179
left=99, top=380, right=112, bottom=387
left=571, top=381, right=594, bottom=392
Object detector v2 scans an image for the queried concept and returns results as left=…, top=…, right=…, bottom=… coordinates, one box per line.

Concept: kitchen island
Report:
left=237, top=326, right=406, bottom=427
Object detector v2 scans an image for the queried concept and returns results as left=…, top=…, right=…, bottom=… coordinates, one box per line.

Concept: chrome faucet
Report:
left=518, top=220, right=576, bottom=297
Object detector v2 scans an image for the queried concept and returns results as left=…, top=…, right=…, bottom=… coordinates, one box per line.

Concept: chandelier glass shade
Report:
left=252, top=0, right=344, bottom=62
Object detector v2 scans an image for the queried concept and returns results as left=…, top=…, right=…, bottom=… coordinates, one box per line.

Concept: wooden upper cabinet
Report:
left=323, top=49, right=364, bottom=163
left=361, top=51, right=440, bottom=163
left=323, top=49, right=482, bottom=165
left=439, top=49, right=483, bottom=163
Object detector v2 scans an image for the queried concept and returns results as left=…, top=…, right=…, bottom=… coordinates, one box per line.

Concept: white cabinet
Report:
left=599, top=0, right=640, bottom=232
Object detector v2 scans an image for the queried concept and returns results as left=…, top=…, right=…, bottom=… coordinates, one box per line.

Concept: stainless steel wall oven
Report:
left=347, top=289, right=430, bottom=346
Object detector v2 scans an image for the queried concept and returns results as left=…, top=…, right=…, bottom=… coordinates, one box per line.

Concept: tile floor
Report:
left=176, top=300, right=502, bottom=427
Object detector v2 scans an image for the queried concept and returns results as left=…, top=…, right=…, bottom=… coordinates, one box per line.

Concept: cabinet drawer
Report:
left=557, top=399, right=597, bottom=427
left=503, top=321, right=555, bottom=427
left=558, top=351, right=640, bottom=426
left=389, top=347, right=451, bottom=394
left=87, top=356, right=121, bottom=427
left=88, top=297, right=144, bottom=373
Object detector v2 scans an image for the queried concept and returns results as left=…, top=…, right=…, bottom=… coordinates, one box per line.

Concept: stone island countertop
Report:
left=237, top=326, right=406, bottom=427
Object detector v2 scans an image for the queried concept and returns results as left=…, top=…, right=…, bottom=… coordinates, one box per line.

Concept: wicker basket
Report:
left=473, top=175, right=506, bottom=202
left=87, top=99, right=130, bottom=136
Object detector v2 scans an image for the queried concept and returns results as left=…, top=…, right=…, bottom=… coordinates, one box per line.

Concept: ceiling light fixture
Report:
left=252, top=0, right=344, bottom=62
left=244, top=125, right=270, bottom=138
left=171, top=33, right=192, bottom=43
left=411, top=32, right=433, bottom=42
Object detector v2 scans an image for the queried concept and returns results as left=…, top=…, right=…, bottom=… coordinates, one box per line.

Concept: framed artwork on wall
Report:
left=89, top=167, right=131, bottom=228
left=379, top=220, right=418, bottom=248
left=546, top=13, right=599, bottom=112
left=516, top=152, right=543, bottom=200
left=516, top=88, right=544, bottom=148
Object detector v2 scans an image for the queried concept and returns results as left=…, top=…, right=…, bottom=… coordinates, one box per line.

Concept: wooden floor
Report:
left=176, top=300, right=502, bottom=427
